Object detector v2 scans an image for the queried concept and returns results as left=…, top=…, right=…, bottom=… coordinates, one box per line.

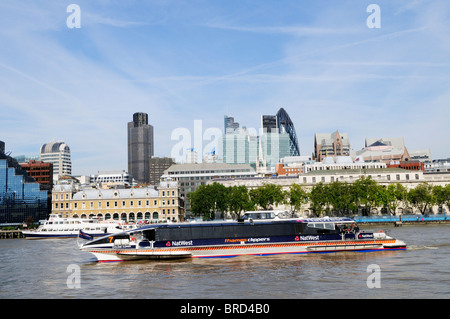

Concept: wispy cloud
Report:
left=204, top=23, right=355, bottom=36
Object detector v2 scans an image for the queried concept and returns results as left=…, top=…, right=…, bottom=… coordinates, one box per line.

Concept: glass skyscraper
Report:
left=276, top=108, right=300, bottom=157
left=1, top=142, right=49, bottom=224
left=222, top=108, right=299, bottom=168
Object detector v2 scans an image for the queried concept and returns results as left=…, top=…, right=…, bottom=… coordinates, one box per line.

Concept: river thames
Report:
left=0, top=223, right=449, bottom=300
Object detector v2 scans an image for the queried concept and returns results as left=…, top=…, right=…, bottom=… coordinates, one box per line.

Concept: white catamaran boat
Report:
left=78, top=212, right=406, bottom=262
left=22, top=214, right=127, bottom=239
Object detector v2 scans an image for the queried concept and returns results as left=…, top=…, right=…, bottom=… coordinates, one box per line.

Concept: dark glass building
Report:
left=0, top=142, right=49, bottom=224
left=127, top=112, right=154, bottom=184
left=276, top=108, right=300, bottom=157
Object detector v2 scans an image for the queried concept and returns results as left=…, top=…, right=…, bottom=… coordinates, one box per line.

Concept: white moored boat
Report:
left=78, top=213, right=407, bottom=262
left=22, top=214, right=125, bottom=239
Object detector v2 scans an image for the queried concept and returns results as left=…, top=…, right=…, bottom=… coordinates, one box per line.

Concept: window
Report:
left=114, top=201, right=118, bottom=208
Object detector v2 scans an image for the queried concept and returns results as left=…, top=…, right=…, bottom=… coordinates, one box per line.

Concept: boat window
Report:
left=307, top=222, right=334, bottom=230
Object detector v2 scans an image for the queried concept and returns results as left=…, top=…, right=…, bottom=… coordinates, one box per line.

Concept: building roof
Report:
left=40, top=141, right=70, bottom=154
left=165, top=163, right=255, bottom=173
left=315, top=131, right=350, bottom=146
left=72, top=187, right=159, bottom=200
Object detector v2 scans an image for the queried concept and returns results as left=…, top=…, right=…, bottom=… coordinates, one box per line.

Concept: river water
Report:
left=1, top=224, right=449, bottom=300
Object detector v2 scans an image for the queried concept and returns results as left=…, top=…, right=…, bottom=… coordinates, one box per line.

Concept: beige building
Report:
left=314, top=130, right=350, bottom=162
left=52, top=180, right=184, bottom=222
left=215, top=169, right=450, bottom=215
left=355, top=137, right=411, bottom=164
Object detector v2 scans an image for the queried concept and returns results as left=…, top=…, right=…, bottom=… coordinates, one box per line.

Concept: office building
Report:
left=127, top=112, right=154, bottom=184
left=222, top=128, right=259, bottom=165
left=261, top=115, right=277, bottom=133
left=356, top=137, right=410, bottom=164
left=224, top=115, right=239, bottom=133
left=1, top=141, right=49, bottom=223
left=314, top=130, right=350, bottom=162
left=20, top=160, right=53, bottom=190
left=149, top=157, right=175, bottom=185
left=222, top=108, right=299, bottom=168
left=92, top=170, right=131, bottom=188
left=40, top=141, right=72, bottom=180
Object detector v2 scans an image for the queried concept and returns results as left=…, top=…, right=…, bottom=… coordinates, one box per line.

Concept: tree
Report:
left=285, top=184, right=309, bottom=215
left=353, top=176, right=383, bottom=216
left=228, top=185, right=253, bottom=219
left=432, top=185, right=449, bottom=214
left=326, top=181, right=358, bottom=216
left=249, top=183, right=285, bottom=210
left=445, top=185, right=450, bottom=214
left=309, top=182, right=329, bottom=217
left=381, top=183, right=407, bottom=216
left=407, top=183, right=435, bottom=215
left=187, top=183, right=230, bottom=220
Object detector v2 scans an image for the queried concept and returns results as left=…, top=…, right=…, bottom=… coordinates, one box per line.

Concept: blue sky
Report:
left=0, top=0, right=449, bottom=175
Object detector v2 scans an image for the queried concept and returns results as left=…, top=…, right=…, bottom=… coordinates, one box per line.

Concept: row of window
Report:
left=54, top=190, right=177, bottom=201
left=55, top=199, right=178, bottom=210
left=301, top=173, right=421, bottom=184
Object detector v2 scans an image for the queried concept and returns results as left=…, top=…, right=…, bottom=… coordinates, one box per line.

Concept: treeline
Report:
left=187, top=177, right=450, bottom=220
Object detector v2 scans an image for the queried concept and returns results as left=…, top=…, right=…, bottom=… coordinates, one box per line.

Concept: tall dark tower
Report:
left=276, top=108, right=300, bottom=156
left=127, top=112, right=154, bottom=184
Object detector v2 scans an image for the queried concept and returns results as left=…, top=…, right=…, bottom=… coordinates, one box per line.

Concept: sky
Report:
left=0, top=0, right=449, bottom=175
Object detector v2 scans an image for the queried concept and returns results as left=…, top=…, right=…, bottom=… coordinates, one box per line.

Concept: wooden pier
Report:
left=0, top=230, right=24, bottom=239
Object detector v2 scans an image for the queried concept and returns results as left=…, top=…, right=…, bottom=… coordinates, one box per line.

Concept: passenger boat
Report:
left=78, top=212, right=406, bottom=262
left=22, top=214, right=126, bottom=239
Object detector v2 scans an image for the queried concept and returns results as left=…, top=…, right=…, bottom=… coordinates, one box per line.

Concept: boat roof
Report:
left=133, top=217, right=355, bottom=232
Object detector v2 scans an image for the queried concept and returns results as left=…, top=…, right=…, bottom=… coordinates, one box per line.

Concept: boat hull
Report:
left=23, top=231, right=111, bottom=240
left=84, top=239, right=406, bottom=262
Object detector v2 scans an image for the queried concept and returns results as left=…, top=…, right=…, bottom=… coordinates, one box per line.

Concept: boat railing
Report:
left=353, top=214, right=448, bottom=223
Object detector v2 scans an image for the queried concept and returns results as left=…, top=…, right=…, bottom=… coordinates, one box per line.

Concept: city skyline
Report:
left=1, top=1, right=449, bottom=175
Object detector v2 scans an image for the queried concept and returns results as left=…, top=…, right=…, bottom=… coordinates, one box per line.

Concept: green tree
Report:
left=228, top=185, right=253, bottom=219
left=286, top=184, right=309, bottom=214
left=326, top=181, right=358, bottom=216
left=445, top=185, right=450, bottom=214
left=309, top=182, right=329, bottom=217
left=187, top=183, right=230, bottom=220
left=249, top=183, right=285, bottom=210
left=381, top=183, right=408, bottom=216
left=432, top=185, right=449, bottom=214
left=353, top=176, right=382, bottom=216
left=407, top=183, right=435, bottom=215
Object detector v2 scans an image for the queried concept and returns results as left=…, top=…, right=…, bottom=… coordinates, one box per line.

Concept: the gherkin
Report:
left=276, top=108, right=300, bottom=156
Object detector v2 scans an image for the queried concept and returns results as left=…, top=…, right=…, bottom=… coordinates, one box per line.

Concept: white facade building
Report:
left=40, top=141, right=72, bottom=181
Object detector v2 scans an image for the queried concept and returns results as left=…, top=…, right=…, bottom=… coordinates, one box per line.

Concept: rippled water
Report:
left=1, top=224, right=449, bottom=299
